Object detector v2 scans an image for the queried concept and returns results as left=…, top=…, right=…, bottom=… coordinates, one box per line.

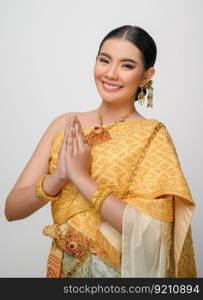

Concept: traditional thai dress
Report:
left=43, top=119, right=196, bottom=278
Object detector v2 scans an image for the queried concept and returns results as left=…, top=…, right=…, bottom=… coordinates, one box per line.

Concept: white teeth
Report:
left=103, top=83, right=121, bottom=89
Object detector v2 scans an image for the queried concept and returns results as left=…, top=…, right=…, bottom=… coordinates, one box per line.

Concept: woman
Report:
left=5, top=25, right=196, bottom=278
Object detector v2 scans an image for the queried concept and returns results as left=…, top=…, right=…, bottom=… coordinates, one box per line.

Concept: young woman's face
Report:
left=94, top=38, right=146, bottom=105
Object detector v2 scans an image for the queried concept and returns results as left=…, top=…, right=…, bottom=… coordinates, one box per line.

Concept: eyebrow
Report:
left=99, top=52, right=137, bottom=64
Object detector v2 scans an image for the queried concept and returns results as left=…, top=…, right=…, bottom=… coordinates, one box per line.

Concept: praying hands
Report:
left=55, top=115, right=92, bottom=185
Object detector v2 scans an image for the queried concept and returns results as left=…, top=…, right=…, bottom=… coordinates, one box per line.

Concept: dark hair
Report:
left=97, top=25, right=157, bottom=102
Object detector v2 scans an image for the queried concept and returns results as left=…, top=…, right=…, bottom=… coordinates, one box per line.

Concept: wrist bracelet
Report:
left=90, top=184, right=112, bottom=215
left=35, top=174, right=61, bottom=204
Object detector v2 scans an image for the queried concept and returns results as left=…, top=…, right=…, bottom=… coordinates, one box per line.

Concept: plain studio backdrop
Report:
left=0, top=0, right=202, bottom=277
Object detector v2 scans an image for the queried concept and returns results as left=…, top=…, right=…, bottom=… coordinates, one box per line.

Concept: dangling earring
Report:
left=137, top=87, right=146, bottom=106
left=137, top=80, right=153, bottom=108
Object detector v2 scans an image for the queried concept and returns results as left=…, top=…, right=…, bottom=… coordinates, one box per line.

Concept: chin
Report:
left=98, top=90, right=128, bottom=104
left=98, top=91, right=119, bottom=101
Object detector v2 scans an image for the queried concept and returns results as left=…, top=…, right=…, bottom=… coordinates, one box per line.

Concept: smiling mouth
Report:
left=101, top=81, right=123, bottom=91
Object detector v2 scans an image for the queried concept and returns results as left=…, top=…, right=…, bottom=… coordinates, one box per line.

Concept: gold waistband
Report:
left=43, top=222, right=121, bottom=271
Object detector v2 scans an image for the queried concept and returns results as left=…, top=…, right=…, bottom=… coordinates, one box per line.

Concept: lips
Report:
left=102, top=81, right=123, bottom=88
left=101, top=81, right=122, bottom=92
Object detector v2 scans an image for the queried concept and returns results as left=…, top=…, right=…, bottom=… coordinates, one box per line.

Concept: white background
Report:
left=0, top=0, right=202, bottom=277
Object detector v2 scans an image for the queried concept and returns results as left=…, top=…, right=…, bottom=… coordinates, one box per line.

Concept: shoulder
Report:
left=50, top=110, right=95, bottom=135
left=150, top=120, right=177, bottom=151
left=144, top=119, right=173, bottom=146
left=150, top=119, right=168, bottom=132
left=149, top=119, right=169, bottom=134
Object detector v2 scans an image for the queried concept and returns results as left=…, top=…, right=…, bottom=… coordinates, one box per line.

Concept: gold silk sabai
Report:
left=43, top=119, right=196, bottom=278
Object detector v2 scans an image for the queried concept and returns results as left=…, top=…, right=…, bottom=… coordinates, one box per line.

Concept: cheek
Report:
left=124, top=71, right=142, bottom=86
left=94, top=64, right=103, bottom=79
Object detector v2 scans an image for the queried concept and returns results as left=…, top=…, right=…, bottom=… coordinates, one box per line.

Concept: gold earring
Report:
left=137, top=80, right=153, bottom=108
left=137, top=86, right=146, bottom=105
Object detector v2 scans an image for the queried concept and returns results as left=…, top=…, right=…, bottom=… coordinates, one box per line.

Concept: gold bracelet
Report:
left=35, top=174, right=61, bottom=204
left=90, top=184, right=112, bottom=215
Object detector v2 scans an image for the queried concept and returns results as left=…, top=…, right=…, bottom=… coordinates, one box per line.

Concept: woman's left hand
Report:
left=65, top=115, right=92, bottom=183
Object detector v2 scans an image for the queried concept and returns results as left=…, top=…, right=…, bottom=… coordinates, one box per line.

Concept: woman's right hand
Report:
left=54, top=117, right=71, bottom=183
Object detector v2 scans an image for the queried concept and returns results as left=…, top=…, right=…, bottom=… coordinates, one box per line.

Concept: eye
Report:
left=99, top=58, right=108, bottom=64
left=98, top=58, right=134, bottom=70
left=123, top=64, right=133, bottom=69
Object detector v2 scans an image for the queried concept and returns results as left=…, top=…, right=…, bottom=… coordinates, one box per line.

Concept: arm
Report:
left=5, top=171, right=67, bottom=221
left=72, top=175, right=126, bottom=234
left=4, top=113, right=69, bottom=221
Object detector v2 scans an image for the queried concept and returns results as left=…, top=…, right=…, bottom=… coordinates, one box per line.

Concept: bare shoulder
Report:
left=50, top=112, right=82, bottom=133
left=45, top=113, right=68, bottom=137
left=59, top=110, right=97, bottom=130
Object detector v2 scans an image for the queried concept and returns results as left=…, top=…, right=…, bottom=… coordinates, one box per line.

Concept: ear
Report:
left=140, top=67, right=155, bottom=87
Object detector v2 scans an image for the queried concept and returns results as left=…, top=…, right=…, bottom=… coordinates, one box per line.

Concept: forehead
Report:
left=100, top=38, right=143, bottom=62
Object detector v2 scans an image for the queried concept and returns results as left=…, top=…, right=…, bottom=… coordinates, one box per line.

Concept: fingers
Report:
left=64, top=115, right=87, bottom=157
left=64, top=118, right=68, bottom=145
left=59, top=118, right=68, bottom=156
left=74, top=116, right=86, bottom=149
left=72, top=117, right=79, bottom=155
left=67, top=116, right=74, bottom=156
left=75, top=116, right=85, bottom=137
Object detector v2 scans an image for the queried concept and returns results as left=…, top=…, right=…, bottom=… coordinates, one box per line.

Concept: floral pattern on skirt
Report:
left=61, top=252, right=121, bottom=278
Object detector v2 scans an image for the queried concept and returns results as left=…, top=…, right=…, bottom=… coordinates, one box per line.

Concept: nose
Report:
left=104, top=64, right=118, bottom=80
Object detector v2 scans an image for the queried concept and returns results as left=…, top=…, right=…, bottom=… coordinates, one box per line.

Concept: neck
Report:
left=98, top=100, right=136, bottom=123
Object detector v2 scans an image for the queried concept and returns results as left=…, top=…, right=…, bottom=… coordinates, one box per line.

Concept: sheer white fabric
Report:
left=98, top=221, right=122, bottom=252
left=98, top=204, right=167, bottom=277
left=121, top=204, right=166, bottom=277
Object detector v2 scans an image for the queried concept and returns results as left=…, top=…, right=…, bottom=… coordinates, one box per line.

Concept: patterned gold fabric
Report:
left=44, top=119, right=196, bottom=277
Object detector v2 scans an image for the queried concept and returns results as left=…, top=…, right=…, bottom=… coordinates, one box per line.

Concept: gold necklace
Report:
left=84, top=105, right=135, bottom=147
